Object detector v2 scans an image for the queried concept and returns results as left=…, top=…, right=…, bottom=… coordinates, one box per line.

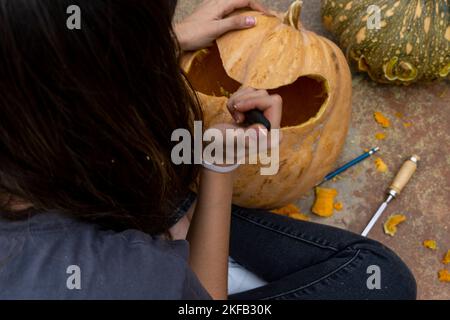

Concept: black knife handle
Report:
left=244, top=109, right=271, bottom=131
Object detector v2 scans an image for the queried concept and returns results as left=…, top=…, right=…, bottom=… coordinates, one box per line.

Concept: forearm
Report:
left=187, top=168, right=233, bottom=300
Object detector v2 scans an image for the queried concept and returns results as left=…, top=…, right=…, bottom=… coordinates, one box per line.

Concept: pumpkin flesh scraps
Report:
left=184, top=44, right=330, bottom=129
left=288, top=213, right=310, bottom=222
left=272, top=204, right=301, bottom=215
left=443, top=250, right=450, bottom=265
left=374, top=112, right=391, bottom=128
left=312, top=187, right=338, bottom=217
left=334, top=202, right=344, bottom=211
left=375, top=133, right=387, bottom=140
left=438, top=270, right=450, bottom=283
left=374, top=157, right=388, bottom=173
left=383, top=214, right=406, bottom=236
left=423, top=240, right=438, bottom=250
left=403, top=122, right=412, bottom=128
left=271, top=204, right=310, bottom=221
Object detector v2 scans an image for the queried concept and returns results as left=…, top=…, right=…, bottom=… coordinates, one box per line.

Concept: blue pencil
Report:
left=319, top=147, right=380, bottom=185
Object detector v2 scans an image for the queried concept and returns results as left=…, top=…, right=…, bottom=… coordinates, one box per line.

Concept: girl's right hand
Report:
left=206, top=87, right=283, bottom=166
left=227, top=87, right=283, bottom=132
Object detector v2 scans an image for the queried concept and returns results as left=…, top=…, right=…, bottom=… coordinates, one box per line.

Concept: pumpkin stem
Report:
left=283, top=0, right=303, bottom=30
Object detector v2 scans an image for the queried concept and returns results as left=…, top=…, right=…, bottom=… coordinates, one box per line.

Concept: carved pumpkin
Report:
left=321, top=0, right=450, bottom=84
left=181, top=1, right=352, bottom=208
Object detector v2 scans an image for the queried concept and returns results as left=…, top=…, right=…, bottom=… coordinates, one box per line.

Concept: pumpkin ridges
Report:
left=269, top=39, right=351, bottom=208
left=218, top=14, right=293, bottom=88
left=218, top=12, right=281, bottom=87
left=322, top=0, right=450, bottom=84
left=218, top=11, right=342, bottom=90
left=298, top=39, right=352, bottom=193
left=431, top=2, right=450, bottom=78
left=235, top=15, right=350, bottom=207
left=182, top=4, right=352, bottom=208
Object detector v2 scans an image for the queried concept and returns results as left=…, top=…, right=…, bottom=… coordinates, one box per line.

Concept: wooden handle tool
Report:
left=388, top=155, right=420, bottom=197
left=362, top=155, right=420, bottom=237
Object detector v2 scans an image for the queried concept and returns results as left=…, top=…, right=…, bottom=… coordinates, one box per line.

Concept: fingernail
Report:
left=233, top=112, right=242, bottom=124
left=245, top=16, right=256, bottom=27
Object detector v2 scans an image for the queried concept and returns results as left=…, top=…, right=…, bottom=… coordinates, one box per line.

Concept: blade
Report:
left=361, top=202, right=388, bottom=237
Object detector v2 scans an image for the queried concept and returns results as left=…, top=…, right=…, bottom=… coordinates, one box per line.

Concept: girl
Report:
left=0, top=0, right=416, bottom=299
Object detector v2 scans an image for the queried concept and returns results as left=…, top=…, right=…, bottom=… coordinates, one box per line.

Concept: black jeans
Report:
left=228, top=206, right=417, bottom=300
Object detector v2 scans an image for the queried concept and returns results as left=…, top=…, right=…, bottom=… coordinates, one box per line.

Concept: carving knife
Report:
left=361, top=155, right=419, bottom=237
left=244, top=110, right=271, bottom=131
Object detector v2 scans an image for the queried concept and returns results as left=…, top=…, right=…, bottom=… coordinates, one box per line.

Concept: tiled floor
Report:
left=175, top=0, right=450, bottom=299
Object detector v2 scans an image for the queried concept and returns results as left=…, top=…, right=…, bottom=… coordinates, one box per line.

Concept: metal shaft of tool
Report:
left=361, top=196, right=393, bottom=237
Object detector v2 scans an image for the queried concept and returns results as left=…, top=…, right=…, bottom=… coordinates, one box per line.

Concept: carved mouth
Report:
left=184, top=44, right=329, bottom=128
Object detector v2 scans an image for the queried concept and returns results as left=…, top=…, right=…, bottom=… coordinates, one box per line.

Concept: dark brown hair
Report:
left=0, top=0, right=201, bottom=234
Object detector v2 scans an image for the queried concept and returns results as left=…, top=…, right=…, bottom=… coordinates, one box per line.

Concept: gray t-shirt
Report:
left=0, top=211, right=211, bottom=300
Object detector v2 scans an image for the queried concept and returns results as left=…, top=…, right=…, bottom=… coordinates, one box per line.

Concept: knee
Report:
left=354, top=240, right=417, bottom=300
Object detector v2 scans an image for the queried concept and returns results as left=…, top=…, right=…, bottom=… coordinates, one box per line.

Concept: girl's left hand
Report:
left=175, top=0, right=270, bottom=52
